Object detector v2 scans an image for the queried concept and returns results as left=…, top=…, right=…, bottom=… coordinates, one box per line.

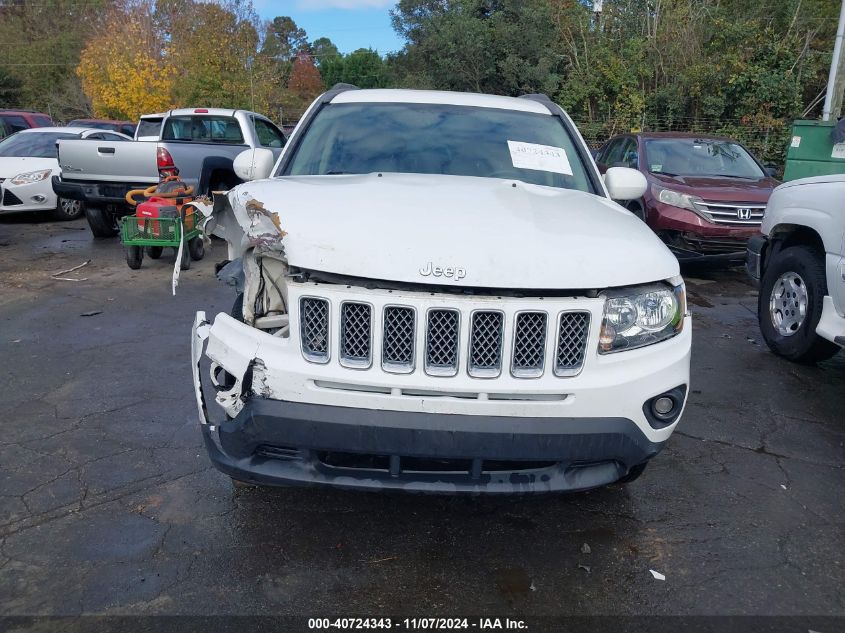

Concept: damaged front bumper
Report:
left=200, top=396, right=663, bottom=494
left=191, top=305, right=689, bottom=494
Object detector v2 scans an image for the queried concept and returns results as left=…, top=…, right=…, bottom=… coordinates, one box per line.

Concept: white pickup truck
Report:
left=52, top=108, right=286, bottom=237
left=747, top=174, right=845, bottom=362
left=191, top=87, right=692, bottom=494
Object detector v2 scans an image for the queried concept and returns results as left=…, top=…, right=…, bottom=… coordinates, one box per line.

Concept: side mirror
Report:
left=764, top=165, right=778, bottom=178
left=603, top=166, right=647, bottom=201
left=234, top=148, right=275, bottom=182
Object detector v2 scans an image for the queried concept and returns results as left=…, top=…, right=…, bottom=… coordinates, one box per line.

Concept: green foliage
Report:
left=320, top=48, right=390, bottom=89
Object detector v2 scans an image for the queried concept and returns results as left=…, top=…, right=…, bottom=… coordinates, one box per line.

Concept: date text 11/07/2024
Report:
left=307, top=618, right=528, bottom=630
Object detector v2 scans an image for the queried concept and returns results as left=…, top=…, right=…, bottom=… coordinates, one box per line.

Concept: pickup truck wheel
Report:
left=85, top=205, right=119, bottom=238
left=188, top=236, right=205, bottom=260
left=616, top=462, right=647, bottom=484
left=759, top=245, right=839, bottom=363
left=147, top=246, right=163, bottom=259
left=53, top=198, right=84, bottom=221
left=125, top=245, right=143, bottom=270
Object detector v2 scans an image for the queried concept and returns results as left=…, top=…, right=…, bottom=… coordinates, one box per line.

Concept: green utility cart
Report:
left=783, top=119, right=845, bottom=181
left=120, top=213, right=205, bottom=271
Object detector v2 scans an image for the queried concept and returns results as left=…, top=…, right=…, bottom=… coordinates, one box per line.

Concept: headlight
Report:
left=599, top=283, right=686, bottom=353
left=653, top=185, right=711, bottom=220
left=11, top=169, right=52, bottom=186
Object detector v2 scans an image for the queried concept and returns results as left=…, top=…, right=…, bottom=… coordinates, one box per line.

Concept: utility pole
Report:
left=822, top=0, right=845, bottom=120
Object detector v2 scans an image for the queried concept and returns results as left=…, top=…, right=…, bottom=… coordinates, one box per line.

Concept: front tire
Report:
left=85, top=205, right=119, bottom=238
left=125, top=245, right=143, bottom=269
left=179, top=242, right=191, bottom=270
left=52, top=198, right=85, bottom=221
left=188, top=236, right=204, bottom=261
left=758, top=245, right=839, bottom=363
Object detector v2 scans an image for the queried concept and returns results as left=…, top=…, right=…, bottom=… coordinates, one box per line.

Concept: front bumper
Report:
left=191, top=283, right=692, bottom=493
left=0, top=178, right=57, bottom=214
left=201, top=398, right=666, bottom=494
left=745, top=234, right=768, bottom=284
left=648, top=202, right=761, bottom=259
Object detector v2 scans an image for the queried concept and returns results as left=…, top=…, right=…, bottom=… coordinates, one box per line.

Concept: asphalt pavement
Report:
left=0, top=214, right=843, bottom=622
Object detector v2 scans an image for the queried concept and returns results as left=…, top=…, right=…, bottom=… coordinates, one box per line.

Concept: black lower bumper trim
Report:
left=52, top=176, right=154, bottom=206
left=202, top=398, right=664, bottom=494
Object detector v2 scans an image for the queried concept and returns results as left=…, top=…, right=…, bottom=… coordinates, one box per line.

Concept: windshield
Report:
left=644, top=138, right=765, bottom=179
left=0, top=132, right=78, bottom=158
left=283, top=103, right=596, bottom=193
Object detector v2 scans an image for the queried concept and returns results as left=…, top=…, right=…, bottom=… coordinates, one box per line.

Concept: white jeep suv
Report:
left=191, top=87, right=692, bottom=493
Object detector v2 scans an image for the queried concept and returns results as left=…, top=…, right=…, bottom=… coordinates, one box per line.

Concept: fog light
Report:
left=31, top=195, right=47, bottom=203
left=653, top=397, right=674, bottom=415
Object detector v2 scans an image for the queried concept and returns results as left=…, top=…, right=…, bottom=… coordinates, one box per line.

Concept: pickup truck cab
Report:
left=191, top=87, right=692, bottom=494
left=747, top=175, right=845, bottom=362
left=52, top=108, right=286, bottom=237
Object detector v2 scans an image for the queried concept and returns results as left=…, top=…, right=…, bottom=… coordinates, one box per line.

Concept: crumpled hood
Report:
left=0, top=157, right=58, bottom=179
left=231, top=173, right=680, bottom=290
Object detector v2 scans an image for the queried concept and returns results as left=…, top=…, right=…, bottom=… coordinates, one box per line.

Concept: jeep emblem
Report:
left=419, top=262, right=466, bottom=280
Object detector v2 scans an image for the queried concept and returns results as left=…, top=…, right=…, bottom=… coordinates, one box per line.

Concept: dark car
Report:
left=595, top=132, right=779, bottom=260
left=0, top=110, right=53, bottom=139
left=67, top=118, right=136, bottom=137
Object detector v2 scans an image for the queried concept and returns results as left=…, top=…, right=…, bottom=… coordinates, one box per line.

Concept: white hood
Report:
left=0, top=157, right=58, bottom=179
left=231, top=173, right=679, bottom=290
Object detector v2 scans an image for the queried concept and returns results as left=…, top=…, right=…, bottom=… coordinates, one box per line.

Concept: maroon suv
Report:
left=595, top=132, right=779, bottom=260
left=0, top=110, right=53, bottom=139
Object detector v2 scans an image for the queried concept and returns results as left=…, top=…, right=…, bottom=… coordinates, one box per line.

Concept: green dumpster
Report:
left=783, top=119, right=845, bottom=181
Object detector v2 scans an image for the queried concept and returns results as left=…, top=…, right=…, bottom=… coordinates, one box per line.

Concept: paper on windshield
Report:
left=832, top=143, right=845, bottom=160
left=507, top=141, right=573, bottom=175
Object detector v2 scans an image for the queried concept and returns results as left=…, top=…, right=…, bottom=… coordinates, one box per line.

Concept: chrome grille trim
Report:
left=555, top=312, right=591, bottom=377
left=511, top=311, right=548, bottom=378
left=339, top=301, right=372, bottom=369
left=382, top=305, right=416, bottom=373
left=468, top=310, right=504, bottom=378
left=425, top=308, right=460, bottom=377
left=299, top=297, right=330, bottom=363
left=700, top=201, right=766, bottom=226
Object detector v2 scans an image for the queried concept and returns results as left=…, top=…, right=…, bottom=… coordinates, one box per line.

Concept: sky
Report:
left=254, top=0, right=406, bottom=55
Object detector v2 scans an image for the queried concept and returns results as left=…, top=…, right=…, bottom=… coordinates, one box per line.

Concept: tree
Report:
left=77, top=2, right=175, bottom=120
left=287, top=52, right=325, bottom=102
left=321, top=48, right=390, bottom=89
left=390, top=0, right=559, bottom=95
left=155, top=0, right=260, bottom=109
left=311, top=37, right=340, bottom=68
left=0, top=0, right=110, bottom=119
left=0, top=67, right=22, bottom=108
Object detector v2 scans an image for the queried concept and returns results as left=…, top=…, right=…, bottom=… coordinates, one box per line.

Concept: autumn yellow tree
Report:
left=77, top=1, right=175, bottom=120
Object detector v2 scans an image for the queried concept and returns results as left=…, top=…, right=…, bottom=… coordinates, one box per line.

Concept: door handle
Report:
left=97, top=147, right=115, bottom=154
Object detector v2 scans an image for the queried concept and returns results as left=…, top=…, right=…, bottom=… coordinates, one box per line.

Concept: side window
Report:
left=34, top=115, right=52, bottom=126
left=86, top=133, right=104, bottom=140
left=603, top=139, right=625, bottom=166
left=253, top=117, right=286, bottom=148
left=162, top=116, right=244, bottom=144
left=1, top=115, right=29, bottom=133
left=102, top=133, right=128, bottom=141
left=621, top=138, right=639, bottom=168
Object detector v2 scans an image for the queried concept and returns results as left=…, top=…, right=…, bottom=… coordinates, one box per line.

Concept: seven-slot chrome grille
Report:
left=298, top=298, right=592, bottom=378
